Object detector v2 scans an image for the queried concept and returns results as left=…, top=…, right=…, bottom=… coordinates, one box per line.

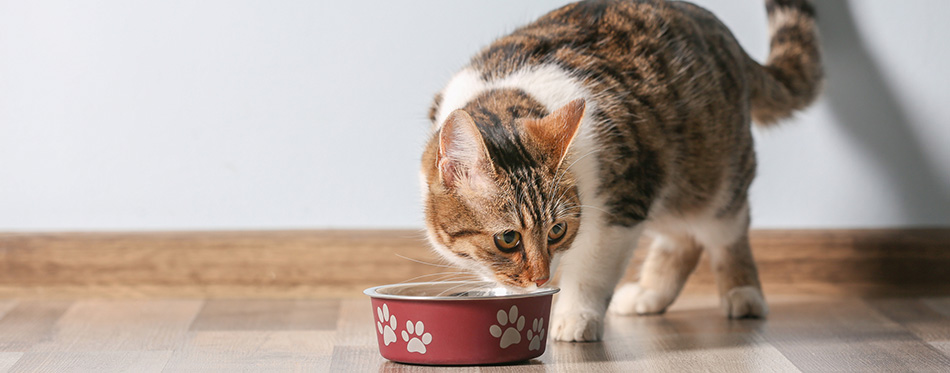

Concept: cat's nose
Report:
left=534, top=277, right=549, bottom=287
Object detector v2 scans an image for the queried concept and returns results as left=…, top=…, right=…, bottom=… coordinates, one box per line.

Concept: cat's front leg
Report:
left=550, top=224, right=642, bottom=342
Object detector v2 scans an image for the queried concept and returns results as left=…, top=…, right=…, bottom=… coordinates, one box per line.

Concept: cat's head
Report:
left=421, top=98, right=586, bottom=289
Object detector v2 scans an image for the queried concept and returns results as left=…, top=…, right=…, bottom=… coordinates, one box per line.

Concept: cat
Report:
left=420, top=0, right=821, bottom=342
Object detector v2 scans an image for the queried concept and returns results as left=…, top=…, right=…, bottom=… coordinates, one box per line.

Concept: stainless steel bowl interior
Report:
left=364, top=281, right=559, bottom=301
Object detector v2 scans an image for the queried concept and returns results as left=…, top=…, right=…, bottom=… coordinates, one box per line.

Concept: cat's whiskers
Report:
left=548, top=148, right=600, bottom=198
left=553, top=204, right=583, bottom=221
left=437, top=275, right=483, bottom=284
left=434, top=281, right=489, bottom=297
left=428, top=271, right=483, bottom=282
left=450, top=283, right=497, bottom=297
left=391, top=229, right=431, bottom=240
left=556, top=203, right=616, bottom=220
left=578, top=204, right=617, bottom=217
left=393, top=253, right=459, bottom=269
left=548, top=148, right=602, bottom=214
left=396, top=271, right=479, bottom=285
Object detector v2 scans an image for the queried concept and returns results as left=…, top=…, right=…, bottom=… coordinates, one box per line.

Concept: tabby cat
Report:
left=420, top=0, right=821, bottom=342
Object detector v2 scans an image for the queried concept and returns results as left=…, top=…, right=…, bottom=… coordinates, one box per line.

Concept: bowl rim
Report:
left=363, top=281, right=559, bottom=301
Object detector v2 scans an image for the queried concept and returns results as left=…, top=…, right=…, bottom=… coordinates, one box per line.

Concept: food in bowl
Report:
left=364, top=281, right=559, bottom=365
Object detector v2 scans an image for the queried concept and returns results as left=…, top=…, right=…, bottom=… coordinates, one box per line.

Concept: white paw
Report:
left=526, top=317, right=545, bottom=351
left=375, top=304, right=397, bottom=346
left=550, top=311, right=603, bottom=342
left=488, top=305, right=525, bottom=348
left=401, top=320, right=432, bottom=354
left=608, top=283, right=673, bottom=315
left=722, top=286, right=769, bottom=319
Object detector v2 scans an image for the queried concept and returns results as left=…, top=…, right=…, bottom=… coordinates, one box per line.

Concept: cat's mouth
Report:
left=491, top=275, right=547, bottom=292
left=492, top=260, right=560, bottom=291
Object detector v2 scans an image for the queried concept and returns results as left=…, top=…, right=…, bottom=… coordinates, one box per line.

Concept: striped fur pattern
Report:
left=420, top=0, right=822, bottom=341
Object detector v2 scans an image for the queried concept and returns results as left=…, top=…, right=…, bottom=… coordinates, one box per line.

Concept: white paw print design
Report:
left=489, top=305, right=525, bottom=349
left=375, top=304, right=397, bottom=346
left=401, top=320, right=433, bottom=354
left=527, top=317, right=545, bottom=351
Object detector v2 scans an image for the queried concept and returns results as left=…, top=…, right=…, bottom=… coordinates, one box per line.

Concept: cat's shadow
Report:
left=814, top=0, right=950, bottom=224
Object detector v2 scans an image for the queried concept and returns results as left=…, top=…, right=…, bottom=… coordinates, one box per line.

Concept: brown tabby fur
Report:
left=421, top=0, right=822, bottom=317
left=422, top=93, right=585, bottom=287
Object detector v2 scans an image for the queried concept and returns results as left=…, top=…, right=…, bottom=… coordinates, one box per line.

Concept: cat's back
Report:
left=469, top=0, right=745, bottom=85
left=451, top=0, right=758, bottom=225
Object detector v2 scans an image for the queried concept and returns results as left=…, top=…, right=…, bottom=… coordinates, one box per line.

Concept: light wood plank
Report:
left=0, top=301, right=16, bottom=320
left=628, top=343, right=799, bottom=373
left=335, top=299, right=377, bottom=347
left=190, top=299, right=339, bottom=331
left=867, top=298, right=950, bottom=343
left=327, top=346, right=380, bottom=372
left=923, top=297, right=950, bottom=319
left=162, top=331, right=334, bottom=372
left=921, top=297, right=950, bottom=356
left=931, top=342, right=950, bottom=357
left=478, top=362, right=547, bottom=373
left=759, top=298, right=950, bottom=371
left=0, top=300, right=72, bottom=352
left=0, top=295, right=945, bottom=371
left=525, top=343, right=800, bottom=373
left=531, top=309, right=800, bottom=372
left=327, top=346, right=484, bottom=373
left=0, top=352, right=23, bottom=373
left=1, top=229, right=949, bottom=298
left=9, top=351, right=171, bottom=373
left=29, top=300, right=202, bottom=352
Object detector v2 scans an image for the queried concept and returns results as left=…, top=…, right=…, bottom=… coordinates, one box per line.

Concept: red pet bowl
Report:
left=364, top=281, right=559, bottom=365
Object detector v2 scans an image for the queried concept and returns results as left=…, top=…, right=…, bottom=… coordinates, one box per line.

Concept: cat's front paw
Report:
left=550, top=311, right=603, bottom=342
left=722, top=286, right=768, bottom=318
left=608, top=283, right=673, bottom=315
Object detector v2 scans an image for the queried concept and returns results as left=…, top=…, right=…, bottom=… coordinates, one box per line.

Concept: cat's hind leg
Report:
left=608, top=232, right=702, bottom=315
left=695, top=204, right=768, bottom=318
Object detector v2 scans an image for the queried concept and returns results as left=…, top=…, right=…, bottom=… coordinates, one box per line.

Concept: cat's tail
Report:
left=748, top=0, right=823, bottom=125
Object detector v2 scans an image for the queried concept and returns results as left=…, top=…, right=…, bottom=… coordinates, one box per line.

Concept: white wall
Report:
left=1, top=0, right=948, bottom=231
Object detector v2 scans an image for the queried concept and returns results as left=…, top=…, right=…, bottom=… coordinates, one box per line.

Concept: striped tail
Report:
left=749, top=0, right=824, bottom=125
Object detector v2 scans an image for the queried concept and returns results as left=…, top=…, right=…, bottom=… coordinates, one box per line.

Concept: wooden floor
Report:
left=1, top=229, right=949, bottom=371
left=1, top=294, right=949, bottom=372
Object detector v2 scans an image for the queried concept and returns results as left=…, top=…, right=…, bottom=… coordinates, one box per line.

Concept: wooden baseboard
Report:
left=1, top=229, right=948, bottom=298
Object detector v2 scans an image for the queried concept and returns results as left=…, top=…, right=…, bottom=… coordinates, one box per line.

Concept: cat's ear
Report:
left=437, top=109, right=495, bottom=190
left=525, top=98, right=585, bottom=171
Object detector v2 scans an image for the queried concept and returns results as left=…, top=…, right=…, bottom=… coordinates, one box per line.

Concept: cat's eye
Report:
left=493, top=230, right=521, bottom=252
left=548, top=222, right=567, bottom=243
